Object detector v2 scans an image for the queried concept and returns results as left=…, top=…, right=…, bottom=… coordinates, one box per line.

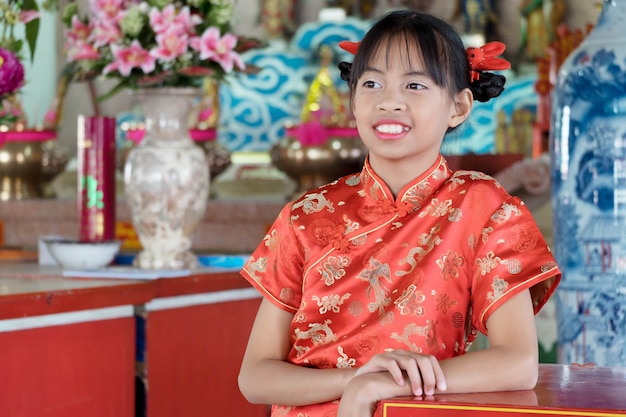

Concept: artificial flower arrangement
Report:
left=0, top=0, right=56, bottom=127
left=61, top=0, right=264, bottom=101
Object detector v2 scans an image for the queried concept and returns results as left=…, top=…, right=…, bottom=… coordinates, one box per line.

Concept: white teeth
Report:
left=375, top=124, right=408, bottom=134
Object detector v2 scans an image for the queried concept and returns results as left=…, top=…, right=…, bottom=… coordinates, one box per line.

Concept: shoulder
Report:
left=447, top=170, right=512, bottom=200
left=289, top=172, right=363, bottom=217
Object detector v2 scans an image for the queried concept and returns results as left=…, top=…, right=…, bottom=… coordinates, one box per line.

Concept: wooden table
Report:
left=380, top=364, right=626, bottom=416
left=0, top=262, right=268, bottom=417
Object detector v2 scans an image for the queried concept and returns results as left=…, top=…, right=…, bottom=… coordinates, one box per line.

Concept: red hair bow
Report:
left=466, top=41, right=511, bottom=82
left=339, top=41, right=360, bottom=55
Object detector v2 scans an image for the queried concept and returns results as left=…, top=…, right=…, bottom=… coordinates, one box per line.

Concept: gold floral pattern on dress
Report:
left=336, top=346, right=356, bottom=368
left=488, top=276, right=509, bottom=302
left=318, top=255, right=351, bottom=286
left=394, top=284, right=426, bottom=316
left=436, top=293, right=458, bottom=314
left=292, top=190, right=334, bottom=214
left=437, top=250, right=465, bottom=280
left=357, top=257, right=392, bottom=315
left=491, top=202, right=522, bottom=223
left=476, top=251, right=504, bottom=276
left=347, top=300, right=365, bottom=316
left=243, top=256, right=267, bottom=282
left=419, top=198, right=453, bottom=218
left=312, top=293, right=351, bottom=314
left=264, top=228, right=280, bottom=250
left=294, top=320, right=338, bottom=346
left=241, top=155, right=561, bottom=417
left=396, top=223, right=443, bottom=277
left=390, top=320, right=435, bottom=353
left=345, top=174, right=361, bottom=187
left=506, top=258, right=522, bottom=274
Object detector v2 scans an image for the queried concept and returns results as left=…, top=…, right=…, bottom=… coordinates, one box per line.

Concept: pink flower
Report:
left=66, top=40, right=100, bottom=61
left=150, top=4, right=186, bottom=34
left=19, top=10, right=40, bottom=24
left=66, top=15, right=93, bottom=42
left=90, top=19, right=122, bottom=47
left=190, top=27, right=244, bottom=73
left=150, top=5, right=198, bottom=36
left=89, top=0, right=124, bottom=24
left=103, top=40, right=156, bottom=76
left=0, top=49, right=25, bottom=96
left=175, top=7, right=202, bottom=35
left=150, top=29, right=189, bottom=62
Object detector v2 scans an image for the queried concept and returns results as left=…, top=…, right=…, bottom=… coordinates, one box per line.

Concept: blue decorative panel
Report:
left=217, top=17, right=369, bottom=151
left=442, top=74, right=537, bottom=155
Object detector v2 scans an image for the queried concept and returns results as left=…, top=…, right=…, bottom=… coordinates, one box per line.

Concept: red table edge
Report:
left=0, top=270, right=253, bottom=320
left=379, top=364, right=626, bottom=416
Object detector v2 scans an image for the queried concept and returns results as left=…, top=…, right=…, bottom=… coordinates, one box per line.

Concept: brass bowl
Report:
left=0, top=131, right=70, bottom=200
left=270, top=128, right=367, bottom=195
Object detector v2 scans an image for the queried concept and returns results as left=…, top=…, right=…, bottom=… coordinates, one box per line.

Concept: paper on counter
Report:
left=62, top=266, right=241, bottom=280
left=62, top=267, right=192, bottom=279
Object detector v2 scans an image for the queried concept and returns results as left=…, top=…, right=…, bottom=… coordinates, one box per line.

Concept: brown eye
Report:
left=362, top=80, right=380, bottom=89
left=407, top=82, right=426, bottom=90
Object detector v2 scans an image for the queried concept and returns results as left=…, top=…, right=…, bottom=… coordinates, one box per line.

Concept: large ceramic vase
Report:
left=124, top=88, right=209, bottom=269
left=550, top=0, right=626, bottom=366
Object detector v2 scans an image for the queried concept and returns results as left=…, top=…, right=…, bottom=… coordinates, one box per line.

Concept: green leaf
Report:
left=23, top=0, right=41, bottom=62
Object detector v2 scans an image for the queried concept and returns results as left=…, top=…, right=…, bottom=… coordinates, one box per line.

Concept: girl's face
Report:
left=352, top=40, right=471, bottom=175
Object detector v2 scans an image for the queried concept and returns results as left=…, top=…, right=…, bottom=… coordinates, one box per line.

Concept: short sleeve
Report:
left=470, top=195, right=560, bottom=334
left=240, top=202, right=305, bottom=312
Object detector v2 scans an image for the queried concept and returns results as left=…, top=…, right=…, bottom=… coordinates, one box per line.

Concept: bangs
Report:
left=367, top=33, right=426, bottom=75
left=348, top=11, right=467, bottom=95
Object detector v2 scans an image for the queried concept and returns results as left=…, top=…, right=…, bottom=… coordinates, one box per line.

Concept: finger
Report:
left=364, top=353, right=406, bottom=386
left=430, top=355, right=447, bottom=392
left=403, top=364, right=423, bottom=396
left=417, top=357, right=437, bottom=396
left=387, top=352, right=423, bottom=396
left=385, top=359, right=406, bottom=386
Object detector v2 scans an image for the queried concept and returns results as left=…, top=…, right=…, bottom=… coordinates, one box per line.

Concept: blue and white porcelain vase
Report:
left=551, top=0, right=626, bottom=367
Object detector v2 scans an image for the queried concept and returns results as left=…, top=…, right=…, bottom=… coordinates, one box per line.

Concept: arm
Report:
left=338, top=290, right=539, bottom=416
left=238, top=298, right=358, bottom=406
left=439, top=289, right=539, bottom=392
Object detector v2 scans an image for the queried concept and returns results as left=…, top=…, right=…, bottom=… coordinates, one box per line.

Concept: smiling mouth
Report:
left=375, top=124, right=410, bottom=134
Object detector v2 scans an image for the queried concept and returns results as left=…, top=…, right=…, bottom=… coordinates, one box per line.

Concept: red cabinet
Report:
left=0, top=265, right=268, bottom=417
left=142, top=289, right=268, bottom=417
left=0, top=306, right=138, bottom=417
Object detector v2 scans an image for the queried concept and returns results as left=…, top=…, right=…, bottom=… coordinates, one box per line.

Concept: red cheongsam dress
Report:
left=241, top=154, right=561, bottom=417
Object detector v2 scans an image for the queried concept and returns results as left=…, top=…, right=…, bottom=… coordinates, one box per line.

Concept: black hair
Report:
left=338, top=10, right=506, bottom=103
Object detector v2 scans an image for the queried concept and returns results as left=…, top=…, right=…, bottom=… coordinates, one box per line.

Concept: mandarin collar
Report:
left=359, top=154, right=452, bottom=213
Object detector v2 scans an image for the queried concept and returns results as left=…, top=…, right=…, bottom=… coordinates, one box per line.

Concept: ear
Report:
left=449, top=88, right=473, bottom=128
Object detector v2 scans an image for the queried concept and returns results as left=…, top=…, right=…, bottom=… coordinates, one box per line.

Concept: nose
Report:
left=377, top=89, right=406, bottom=112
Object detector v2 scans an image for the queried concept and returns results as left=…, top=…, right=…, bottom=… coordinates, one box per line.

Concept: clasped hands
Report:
left=337, top=349, right=446, bottom=417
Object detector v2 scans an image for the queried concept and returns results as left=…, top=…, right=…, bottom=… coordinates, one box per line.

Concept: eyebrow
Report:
left=363, top=65, right=429, bottom=78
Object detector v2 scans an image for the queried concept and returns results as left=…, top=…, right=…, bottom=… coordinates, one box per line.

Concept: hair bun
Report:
left=338, top=62, right=352, bottom=83
left=469, top=73, right=506, bottom=103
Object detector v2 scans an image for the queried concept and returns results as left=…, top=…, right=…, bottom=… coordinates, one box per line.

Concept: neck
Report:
left=368, top=153, right=441, bottom=197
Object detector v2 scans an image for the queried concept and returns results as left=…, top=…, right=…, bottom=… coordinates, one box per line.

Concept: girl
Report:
left=238, top=10, right=560, bottom=417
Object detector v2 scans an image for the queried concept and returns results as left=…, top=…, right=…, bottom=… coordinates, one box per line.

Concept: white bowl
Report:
left=44, top=239, right=121, bottom=270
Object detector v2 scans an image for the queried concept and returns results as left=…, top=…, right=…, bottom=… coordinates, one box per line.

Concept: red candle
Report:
left=77, top=115, right=116, bottom=242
